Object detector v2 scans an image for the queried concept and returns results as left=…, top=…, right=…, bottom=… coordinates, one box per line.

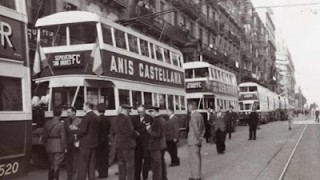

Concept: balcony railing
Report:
left=172, top=0, right=201, bottom=19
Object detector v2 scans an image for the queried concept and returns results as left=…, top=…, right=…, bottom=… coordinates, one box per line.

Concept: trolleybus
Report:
left=184, top=61, right=238, bottom=116
left=31, top=11, right=187, bottom=163
left=238, top=82, right=288, bottom=124
left=0, top=0, right=32, bottom=179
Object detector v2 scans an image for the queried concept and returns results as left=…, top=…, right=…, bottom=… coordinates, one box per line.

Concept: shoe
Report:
left=289, top=127, right=292, bottom=130
left=169, top=163, right=180, bottom=167
left=248, top=138, right=252, bottom=140
left=253, top=138, right=256, bottom=140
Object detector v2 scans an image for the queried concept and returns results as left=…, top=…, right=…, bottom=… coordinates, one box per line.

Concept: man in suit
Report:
left=43, top=108, right=67, bottom=180
left=96, top=103, right=110, bottom=178
left=132, top=104, right=153, bottom=180
left=225, top=106, right=238, bottom=139
left=213, top=106, right=227, bottom=154
left=75, top=102, right=99, bottom=180
left=147, top=106, right=167, bottom=180
left=187, top=101, right=205, bottom=180
left=165, top=106, right=180, bottom=166
left=248, top=107, right=259, bottom=140
left=113, top=104, right=138, bottom=180
left=64, top=106, right=82, bottom=180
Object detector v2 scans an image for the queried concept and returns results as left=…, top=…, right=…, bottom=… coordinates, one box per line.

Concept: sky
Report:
left=251, top=0, right=320, bottom=105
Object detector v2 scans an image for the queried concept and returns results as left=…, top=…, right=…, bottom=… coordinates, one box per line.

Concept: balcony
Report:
left=172, top=0, right=201, bottom=19
left=208, top=20, right=219, bottom=34
left=102, top=0, right=128, bottom=9
left=131, top=6, right=189, bottom=45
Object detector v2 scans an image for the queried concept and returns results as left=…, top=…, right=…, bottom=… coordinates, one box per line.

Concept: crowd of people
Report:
left=41, top=101, right=261, bottom=180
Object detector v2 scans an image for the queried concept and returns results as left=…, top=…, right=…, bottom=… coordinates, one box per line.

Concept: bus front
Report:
left=238, top=84, right=260, bottom=124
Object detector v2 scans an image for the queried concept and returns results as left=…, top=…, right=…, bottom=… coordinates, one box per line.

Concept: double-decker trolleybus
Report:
left=238, top=82, right=288, bottom=124
left=184, top=61, right=238, bottom=116
left=32, top=11, right=187, bottom=161
left=0, top=0, right=32, bottom=179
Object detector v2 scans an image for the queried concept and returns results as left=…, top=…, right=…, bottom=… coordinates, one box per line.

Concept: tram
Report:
left=238, top=82, right=288, bottom=124
left=0, top=0, right=32, bottom=179
left=31, top=11, right=187, bottom=163
left=184, top=61, right=238, bottom=116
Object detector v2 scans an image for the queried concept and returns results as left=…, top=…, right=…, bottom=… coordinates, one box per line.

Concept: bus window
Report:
left=240, top=87, right=247, bottom=92
left=140, top=39, right=149, bottom=57
left=153, top=93, right=159, bottom=106
left=178, top=55, right=183, bottom=67
left=155, top=45, right=163, bottom=62
left=101, top=88, right=115, bottom=110
left=102, top=24, right=113, bottom=45
left=41, top=25, right=67, bottom=47
left=132, top=91, right=142, bottom=109
left=150, top=43, right=155, bottom=59
left=163, top=49, right=171, bottom=64
left=168, top=95, right=174, bottom=109
left=172, top=53, right=179, bottom=66
left=207, top=98, right=215, bottom=109
left=185, top=69, right=193, bottom=78
left=119, top=89, right=130, bottom=105
left=87, top=87, right=99, bottom=106
left=245, top=104, right=252, bottom=110
left=175, top=95, right=180, bottom=110
left=0, top=0, right=15, bottom=9
left=187, top=98, right=203, bottom=109
left=254, top=102, right=260, bottom=110
left=249, top=86, right=257, bottom=92
left=144, top=92, right=152, bottom=107
left=0, top=76, right=22, bottom=111
left=211, top=68, right=215, bottom=79
left=70, top=23, right=97, bottom=45
left=114, top=29, right=126, bottom=50
left=159, top=94, right=166, bottom=110
left=128, top=34, right=139, bottom=54
left=181, top=96, right=186, bottom=110
left=239, top=102, right=244, bottom=110
left=194, top=68, right=209, bottom=78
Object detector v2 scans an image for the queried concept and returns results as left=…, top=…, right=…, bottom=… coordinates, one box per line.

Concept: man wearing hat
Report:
left=96, top=103, right=110, bottom=178
left=225, top=105, right=238, bottom=139
left=113, top=104, right=139, bottom=180
left=147, top=106, right=167, bottom=180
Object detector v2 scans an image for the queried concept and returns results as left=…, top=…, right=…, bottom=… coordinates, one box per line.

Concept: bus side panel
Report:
left=0, top=120, right=32, bottom=179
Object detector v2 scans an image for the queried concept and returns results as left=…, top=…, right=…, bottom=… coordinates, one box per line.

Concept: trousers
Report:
left=134, top=146, right=150, bottom=180
left=75, top=148, right=96, bottom=180
left=215, top=129, right=226, bottom=153
left=96, top=146, right=109, bottom=177
left=166, top=141, right=180, bottom=165
left=188, top=145, right=202, bottom=179
left=249, top=125, right=257, bottom=139
left=66, top=148, right=78, bottom=180
left=117, top=149, right=135, bottom=180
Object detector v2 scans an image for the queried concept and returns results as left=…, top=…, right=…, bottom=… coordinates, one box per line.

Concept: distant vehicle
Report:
left=238, top=82, right=287, bottom=124
left=0, top=0, right=31, bottom=179
left=184, top=61, right=238, bottom=115
left=31, top=11, right=187, bottom=166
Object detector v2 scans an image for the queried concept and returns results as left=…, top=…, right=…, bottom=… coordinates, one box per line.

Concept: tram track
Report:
left=253, top=122, right=307, bottom=180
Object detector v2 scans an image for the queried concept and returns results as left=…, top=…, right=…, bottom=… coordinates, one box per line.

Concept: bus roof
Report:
left=35, top=11, right=100, bottom=27
left=183, top=61, right=236, bottom=75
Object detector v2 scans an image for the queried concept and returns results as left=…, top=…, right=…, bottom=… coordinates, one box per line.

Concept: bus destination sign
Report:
left=52, top=53, right=83, bottom=68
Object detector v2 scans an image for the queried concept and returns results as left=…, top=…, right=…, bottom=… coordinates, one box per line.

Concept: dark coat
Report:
left=213, top=113, right=226, bottom=132
left=113, top=113, right=137, bottom=149
left=64, top=115, right=82, bottom=149
left=225, top=111, right=238, bottom=132
left=248, top=111, right=259, bottom=126
left=132, top=114, right=153, bottom=152
left=147, top=115, right=166, bottom=150
left=165, top=115, right=180, bottom=141
left=98, top=114, right=111, bottom=147
left=77, top=111, right=99, bottom=149
left=43, top=117, right=67, bottom=153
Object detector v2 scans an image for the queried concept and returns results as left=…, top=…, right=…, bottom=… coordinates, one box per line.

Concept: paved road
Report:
left=20, top=115, right=320, bottom=180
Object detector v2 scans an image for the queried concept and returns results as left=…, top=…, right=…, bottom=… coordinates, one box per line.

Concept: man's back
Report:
left=113, top=114, right=136, bottom=149
left=188, top=111, right=205, bottom=145
left=78, top=111, right=99, bottom=148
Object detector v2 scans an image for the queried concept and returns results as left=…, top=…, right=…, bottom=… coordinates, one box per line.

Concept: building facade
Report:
left=276, top=37, right=296, bottom=107
left=295, top=86, right=306, bottom=111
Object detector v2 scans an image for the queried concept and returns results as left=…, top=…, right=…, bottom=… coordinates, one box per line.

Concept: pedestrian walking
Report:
left=187, top=101, right=205, bottom=180
left=165, top=106, right=180, bottom=167
left=42, top=108, right=67, bottom=180
left=132, top=104, right=153, bottom=180
left=75, top=102, right=99, bottom=180
left=248, top=107, right=259, bottom=140
left=147, top=106, right=167, bottom=180
left=225, top=106, right=238, bottom=139
left=208, top=108, right=216, bottom=143
left=64, top=106, right=82, bottom=180
left=288, top=109, right=293, bottom=130
left=213, top=106, right=227, bottom=154
left=315, top=109, right=319, bottom=123
left=204, top=108, right=211, bottom=143
left=96, top=103, right=111, bottom=179
left=113, top=104, right=138, bottom=180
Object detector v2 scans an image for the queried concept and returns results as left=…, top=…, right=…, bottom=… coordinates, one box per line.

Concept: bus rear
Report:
left=0, top=0, right=32, bottom=179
